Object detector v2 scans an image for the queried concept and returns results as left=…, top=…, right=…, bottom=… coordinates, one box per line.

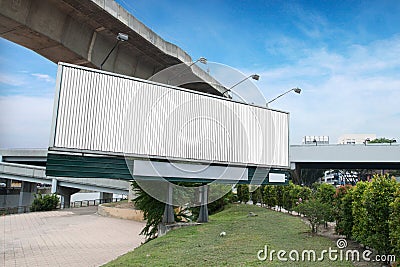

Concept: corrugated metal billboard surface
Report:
left=50, top=63, right=289, bottom=168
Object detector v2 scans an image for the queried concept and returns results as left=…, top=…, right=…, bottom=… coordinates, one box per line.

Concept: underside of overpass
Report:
left=289, top=144, right=400, bottom=183
left=293, top=162, right=400, bottom=170
left=290, top=144, right=400, bottom=171
left=0, top=0, right=225, bottom=95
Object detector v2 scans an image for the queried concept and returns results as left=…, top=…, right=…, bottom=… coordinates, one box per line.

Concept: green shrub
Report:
left=389, top=185, right=400, bottom=262
left=251, top=186, right=263, bottom=205
left=298, top=186, right=312, bottom=202
left=289, top=183, right=303, bottom=208
left=131, top=181, right=165, bottom=240
left=275, top=185, right=284, bottom=211
left=31, top=193, right=59, bottom=212
left=237, top=184, right=250, bottom=203
left=263, top=185, right=277, bottom=208
left=357, top=175, right=398, bottom=255
left=297, top=198, right=331, bottom=233
left=315, top=183, right=336, bottom=205
left=334, top=185, right=354, bottom=237
left=351, top=181, right=370, bottom=243
left=282, top=182, right=295, bottom=212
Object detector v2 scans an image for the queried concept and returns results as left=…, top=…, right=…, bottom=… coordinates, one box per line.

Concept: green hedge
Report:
left=390, top=186, right=400, bottom=260
left=237, top=184, right=250, bottom=203
left=333, top=175, right=400, bottom=262
left=334, top=185, right=354, bottom=238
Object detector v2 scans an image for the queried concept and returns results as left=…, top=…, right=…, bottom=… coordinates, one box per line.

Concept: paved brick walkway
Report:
left=0, top=206, right=145, bottom=266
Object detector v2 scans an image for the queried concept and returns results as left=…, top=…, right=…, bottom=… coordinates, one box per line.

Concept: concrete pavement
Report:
left=0, top=206, right=146, bottom=266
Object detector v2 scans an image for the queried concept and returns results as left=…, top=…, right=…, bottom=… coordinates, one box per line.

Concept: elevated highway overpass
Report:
left=290, top=144, right=400, bottom=170
left=0, top=0, right=224, bottom=95
left=0, top=161, right=129, bottom=195
left=0, top=149, right=130, bottom=210
left=1, top=145, right=399, bottom=210
left=2, top=144, right=399, bottom=187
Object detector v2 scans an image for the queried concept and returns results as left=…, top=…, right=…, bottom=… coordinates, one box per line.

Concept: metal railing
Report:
left=68, top=197, right=124, bottom=208
left=0, top=197, right=125, bottom=215
left=0, top=206, right=31, bottom=215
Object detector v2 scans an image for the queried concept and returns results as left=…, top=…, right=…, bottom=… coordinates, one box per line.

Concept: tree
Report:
left=297, top=198, right=331, bottom=233
left=369, top=137, right=395, bottom=143
left=131, top=181, right=166, bottom=240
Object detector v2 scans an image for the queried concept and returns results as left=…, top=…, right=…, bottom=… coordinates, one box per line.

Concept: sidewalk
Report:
left=0, top=206, right=145, bottom=266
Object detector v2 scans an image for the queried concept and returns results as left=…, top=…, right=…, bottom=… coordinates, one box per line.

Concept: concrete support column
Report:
left=5, top=179, right=12, bottom=188
left=62, top=194, right=71, bottom=208
left=128, top=181, right=135, bottom=202
left=51, top=178, right=57, bottom=194
left=18, top=181, right=37, bottom=213
left=100, top=192, right=113, bottom=203
left=57, top=186, right=79, bottom=209
left=197, top=184, right=209, bottom=223
left=162, top=183, right=175, bottom=224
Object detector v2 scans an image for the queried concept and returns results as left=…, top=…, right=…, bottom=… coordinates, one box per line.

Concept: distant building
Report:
left=303, top=136, right=329, bottom=145
left=338, top=134, right=376, bottom=145
left=322, top=170, right=358, bottom=186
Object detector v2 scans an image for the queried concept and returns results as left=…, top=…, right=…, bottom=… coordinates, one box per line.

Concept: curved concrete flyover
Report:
left=0, top=0, right=224, bottom=95
left=0, top=162, right=130, bottom=195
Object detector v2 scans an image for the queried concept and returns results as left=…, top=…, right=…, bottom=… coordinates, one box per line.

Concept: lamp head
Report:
left=251, top=74, right=260, bottom=81
left=293, top=88, right=301, bottom=94
left=117, top=33, right=129, bottom=42
left=198, top=57, right=207, bottom=64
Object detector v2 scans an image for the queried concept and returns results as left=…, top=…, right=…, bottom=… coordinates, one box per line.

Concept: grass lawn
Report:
left=104, top=204, right=353, bottom=266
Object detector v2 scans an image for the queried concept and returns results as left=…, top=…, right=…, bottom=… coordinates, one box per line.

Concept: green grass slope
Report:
left=105, top=204, right=353, bottom=267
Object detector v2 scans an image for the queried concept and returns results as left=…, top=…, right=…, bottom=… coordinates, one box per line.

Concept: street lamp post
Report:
left=167, top=57, right=207, bottom=85
left=222, top=74, right=259, bottom=97
left=188, top=57, right=207, bottom=67
left=266, top=87, right=301, bottom=108
left=100, top=33, right=129, bottom=70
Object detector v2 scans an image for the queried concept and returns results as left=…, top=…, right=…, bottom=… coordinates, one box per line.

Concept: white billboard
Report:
left=49, top=63, right=289, bottom=168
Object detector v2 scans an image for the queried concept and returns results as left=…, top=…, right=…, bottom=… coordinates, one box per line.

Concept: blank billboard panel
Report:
left=49, top=63, right=289, bottom=168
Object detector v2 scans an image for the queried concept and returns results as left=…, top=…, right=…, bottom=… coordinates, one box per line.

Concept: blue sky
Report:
left=1, top=0, right=400, bottom=148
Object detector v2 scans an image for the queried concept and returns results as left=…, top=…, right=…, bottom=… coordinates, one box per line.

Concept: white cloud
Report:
left=0, top=95, right=53, bottom=148
left=0, top=71, right=55, bottom=95
left=0, top=73, right=28, bottom=87
left=31, top=73, right=55, bottom=83
left=252, top=35, right=400, bottom=144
